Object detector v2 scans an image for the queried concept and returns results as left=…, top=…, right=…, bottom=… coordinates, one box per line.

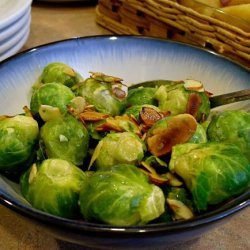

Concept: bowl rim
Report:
left=0, top=189, right=249, bottom=234
left=0, top=35, right=249, bottom=235
left=0, top=34, right=249, bottom=71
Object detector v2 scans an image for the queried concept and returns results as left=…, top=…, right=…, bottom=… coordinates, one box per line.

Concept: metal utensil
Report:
left=128, top=80, right=250, bottom=109
left=209, top=89, right=250, bottom=108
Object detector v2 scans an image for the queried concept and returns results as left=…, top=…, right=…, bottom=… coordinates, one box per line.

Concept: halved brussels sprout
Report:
left=79, top=164, right=165, bottom=226
left=79, top=74, right=127, bottom=116
left=169, top=142, right=250, bottom=211
left=127, top=87, right=157, bottom=106
left=154, top=81, right=210, bottom=121
left=0, top=115, right=39, bottom=173
left=207, top=110, right=250, bottom=160
left=40, top=115, right=89, bottom=166
left=89, top=132, right=145, bottom=170
left=20, top=159, right=86, bottom=218
left=30, top=82, right=75, bottom=116
left=38, top=62, right=82, bottom=88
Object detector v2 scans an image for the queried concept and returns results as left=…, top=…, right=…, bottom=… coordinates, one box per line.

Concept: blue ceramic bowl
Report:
left=0, top=36, right=249, bottom=249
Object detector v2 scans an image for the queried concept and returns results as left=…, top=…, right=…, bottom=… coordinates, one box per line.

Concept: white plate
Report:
left=0, top=17, right=30, bottom=55
left=0, top=0, right=32, bottom=29
left=0, top=27, right=30, bottom=62
left=0, top=7, right=31, bottom=43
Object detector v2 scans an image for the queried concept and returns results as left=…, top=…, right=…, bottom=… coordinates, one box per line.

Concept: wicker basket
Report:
left=96, top=0, right=250, bottom=67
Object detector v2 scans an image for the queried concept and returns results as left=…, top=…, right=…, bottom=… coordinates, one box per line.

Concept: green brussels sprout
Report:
left=127, top=87, right=157, bottom=106
left=38, top=62, right=82, bottom=87
left=154, top=81, right=210, bottom=121
left=0, top=115, right=39, bottom=173
left=40, top=115, right=89, bottom=166
left=90, top=132, right=145, bottom=170
left=188, top=123, right=207, bottom=143
left=79, top=77, right=127, bottom=116
left=30, top=82, right=75, bottom=115
left=207, top=110, right=250, bottom=160
left=79, top=164, right=165, bottom=226
left=169, top=142, right=250, bottom=211
left=20, top=159, right=86, bottom=218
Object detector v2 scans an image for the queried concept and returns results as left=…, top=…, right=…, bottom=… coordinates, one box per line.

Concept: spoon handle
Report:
left=209, top=89, right=250, bottom=108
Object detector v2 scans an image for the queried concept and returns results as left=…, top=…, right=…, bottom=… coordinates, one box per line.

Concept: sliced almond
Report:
left=88, top=140, right=104, bottom=170
left=140, top=107, right=164, bottom=127
left=23, top=106, right=33, bottom=117
left=69, top=96, right=86, bottom=114
left=147, top=114, right=197, bottom=156
left=28, top=163, right=37, bottom=184
left=140, top=161, right=183, bottom=186
left=39, top=105, right=61, bottom=122
left=162, top=172, right=183, bottom=186
left=112, top=85, right=127, bottom=100
left=89, top=71, right=123, bottom=83
left=166, top=198, right=194, bottom=220
left=95, top=115, right=141, bottom=135
left=79, top=111, right=109, bottom=122
left=184, top=79, right=204, bottom=92
left=63, top=67, right=76, bottom=77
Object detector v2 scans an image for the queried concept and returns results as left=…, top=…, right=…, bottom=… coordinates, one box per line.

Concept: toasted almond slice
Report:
left=140, top=107, right=164, bottom=127
left=162, top=172, right=183, bottom=186
left=139, top=169, right=169, bottom=185
left=186, top=93, right=202, bottom=119
left=69, top=96, right=86, bottom=114
left=23, top=106, right=33, bottom=117
left=89, top=71, right=123, bottom=83
left=184, top=79, right=204, bottom=92
left=166, top=199, right=194, bottom=220
left=79, top=111, right=109, bottom=121
left=140, top=161, right=157, bottom=175
left=39, top=105, right=61, bottom=122
left=147, top=114, right=197, bottom=156
left=29, top=163, right=37, bottom=184
left=112, top=86, right=127, bottom=99
left=63, top=67, right=76, bottom=77
left=88, top=140, right=104, bottom=170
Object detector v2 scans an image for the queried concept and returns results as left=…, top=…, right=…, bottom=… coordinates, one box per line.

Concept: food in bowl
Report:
left=0, top=62, right=249, bottom=227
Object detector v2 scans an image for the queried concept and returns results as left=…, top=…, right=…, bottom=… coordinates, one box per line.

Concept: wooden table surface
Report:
left=0, top=2, right=249, bottom=250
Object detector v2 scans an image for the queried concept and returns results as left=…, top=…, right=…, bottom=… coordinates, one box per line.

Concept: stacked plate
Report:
left=0, top=0, right=32, bottom=62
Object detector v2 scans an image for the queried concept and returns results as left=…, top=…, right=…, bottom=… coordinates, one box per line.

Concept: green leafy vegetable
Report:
left=169, top=142, right=250, bottom=211
left=20, top=158, right=86, bottom=218
left=79, top=164, right=165, bottom=226
left=40, top=115, right=89, bottom=166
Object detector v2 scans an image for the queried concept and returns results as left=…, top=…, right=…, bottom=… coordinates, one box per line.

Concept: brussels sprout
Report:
left=169, top=142, right=250, bottom=211
left=188, top=123, right=207, bottom=143
left=154, top=81, right=210, bottom=121
left=207, top=110, right=250, bottom=160
left=79, top=164, right=165, bottom=226
left=40, top=115, right=89, bottom=166
left=127, top=87, right=157, bottom=106
left=89, top=132, right=145, bottom=170
left=0, top=115, right=39, bottom=173
left=20, top=159, right=86, bottom=218
left=30, top=82, right=75, bottom=116
left=79, top=75, right=127, bottom=116
left=38, top=62, right=82, bottom=87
